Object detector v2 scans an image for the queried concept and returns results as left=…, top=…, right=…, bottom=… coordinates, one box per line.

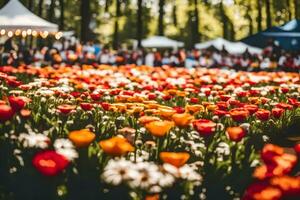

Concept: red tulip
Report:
left=8, top=96, right=26, bottom=111
left=192, top=119, right=216, bottom=137
left=0, top=104, right=15, bottom=122
left=216, top=101, right=228, bottom=110
left=173, top=106, right=185, bottom=114
left=100, top=102, right=110, bottom=111
left=272, top=108, right=284, bottom=119
left=255, top=109, right=271, bottom=121
left=276, top=103, right=293, bottom=110
left=32, top=150, right=69, bottom=176
left=148, top=93, right=157, bottom=100
left=214, top=109, right=228, bottom=117
left=57, top=104, right=76, bottom=114
left=80, top=102, right=93, bottom=111
left=294, top=144, right=300, bottom=155
left=288, top=98, right=300, bottom=107
left=243, top=104, right=259, bottom=115
left=162, top=95, right=172, bottom=101
left=90, top=93, right=101, bottom=101
left=229, top=108, right=249, bottom=122
left=190, top=97, right=199, bottom=104
left=280, top=87, right=289, bottom=94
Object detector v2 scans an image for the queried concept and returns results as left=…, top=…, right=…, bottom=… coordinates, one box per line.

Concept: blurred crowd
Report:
left=0, top=38, right=300, bottom=72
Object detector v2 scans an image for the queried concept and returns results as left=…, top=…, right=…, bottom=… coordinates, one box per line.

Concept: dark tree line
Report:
left=0, top=0, right=299, bottom=48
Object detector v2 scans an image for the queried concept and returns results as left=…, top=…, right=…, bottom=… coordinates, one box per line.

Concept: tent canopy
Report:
left=0, top=0, right=58, bottom=32
left=242, top=19, right=300, bottom=50
left=195, top=38, right=262, bottom=54
left=141, top=36, right=184, bottom=49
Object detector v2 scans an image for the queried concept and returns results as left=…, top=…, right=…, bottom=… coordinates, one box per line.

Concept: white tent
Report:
left=195, top=38, right=262, bottom=54
left=0, top=0, right=58, bottom=33
left=142, top=36, right=184, bottom=49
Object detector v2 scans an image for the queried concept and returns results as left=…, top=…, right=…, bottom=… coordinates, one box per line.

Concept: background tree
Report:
left=256, top=0, right=263, bottom=32
left=38, top=0, right=44, bottom=17
left=27, top=0, right=33, bottom=11
left=172, top=1, right=177, bottom=27
left=48, top=0, right=56, bottom=23
left=136, top=0, right=143, bottom=48
left=265, top=0, right=272, bottom=28
left=158, top=0, right=165, bottom=35
left=191, top=0, right=200, bottom=44
left=81, top=0, right=91, bottom=42
left=59, top=0, right=64, bottom=30
left=113, top=0, right=121, bottom=49
left=294, top=0, right=298, bottom=19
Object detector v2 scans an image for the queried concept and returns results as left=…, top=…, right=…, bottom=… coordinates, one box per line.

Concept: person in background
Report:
left=145, top=50, right=154, bottom=67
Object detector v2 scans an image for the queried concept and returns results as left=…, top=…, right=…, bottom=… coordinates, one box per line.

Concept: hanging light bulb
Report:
left=15, top=29, right=21, bottom=36
left=0, top=29, right=6, bottom=35
left=32, top=31, right=38, bottom=37
left=7, top=31, right=13, bottom=37
left=27, top=29, right=32, bottom=35
left=21, top=30, right=27, bottom=38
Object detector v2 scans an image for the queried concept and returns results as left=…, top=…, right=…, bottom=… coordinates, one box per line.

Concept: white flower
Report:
left=129, top=162, right=161, bottom=189
left=102, top=159, right=139, bottom=186
left=179, top=165, right=202, bottom=182
left=19, top=133, right=49, bottom=149
left=54, top=139, right=78, bottom=161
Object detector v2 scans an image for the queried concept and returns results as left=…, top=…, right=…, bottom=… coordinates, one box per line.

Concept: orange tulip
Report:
left=145, top=120, right=174, bottom=137
left=138, top=116, right=160, bottom=125
left=172, top=113, right=194, bottom=127
left=157, top=108, right=176, bottom=119
left=68, top=129, right=96, bottom=148
left=160, top=152, right=190, bottom=167
left=226, top=127, right=246, bottom=142
left=185, top=104, right=205, bottom=114
left=145, top=194, right=160, bottom=200
left=99, top=137, right=134, bottom=156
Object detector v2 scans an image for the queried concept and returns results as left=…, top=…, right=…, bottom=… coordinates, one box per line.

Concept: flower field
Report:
left=0, top=65, right=300, bottom=200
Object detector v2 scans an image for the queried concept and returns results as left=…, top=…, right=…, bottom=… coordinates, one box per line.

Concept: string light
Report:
left=32, top=30, right=37, bottom=37
left=15, top=29, right=21, bottom=36
left=7, top=31, right=13, bottom=37
left=55, top=32, right=63, bottom=40
left=0, top=29, right=6, bottom=35
left=21, top=30, right=27, bottom=37
left=26, top=29, right=32, bottom=35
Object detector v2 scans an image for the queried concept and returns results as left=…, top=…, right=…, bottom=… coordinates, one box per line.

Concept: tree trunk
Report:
left=158, top=0, right=165, bottom=36
left=27, top=0, right=33, bottom=11
left=246, top=2, right=253, bottom=35
left=265, top=0, right=272, bottom=28
left=229, top=20, right=235, bottom=41
left=257, top=0, right=262, bottom=32
left=172, top=3, right=177, bottom=26
left=192, top=0, right=200, bottom=44
left=295, top=0, right=298, bottom=19
left=113, top=0, right=121, bottom=49
left=80, top=0, right=91, bottom=42
left=220, top=2, right=228, bottom=40
left=38, top=0, right=44, bottom=17
left=286, top=0, right=292, bottom=20
left=105, top=0, right=110, bottom=12
left=136, top=0, right=143, bottom=48
left=48, top=0, right=55, bottom=22
left=59, top=0, right=64, bottom=30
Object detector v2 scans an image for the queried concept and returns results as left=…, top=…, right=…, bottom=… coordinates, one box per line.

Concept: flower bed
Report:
left=0, top=65, right=300, bottom=200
